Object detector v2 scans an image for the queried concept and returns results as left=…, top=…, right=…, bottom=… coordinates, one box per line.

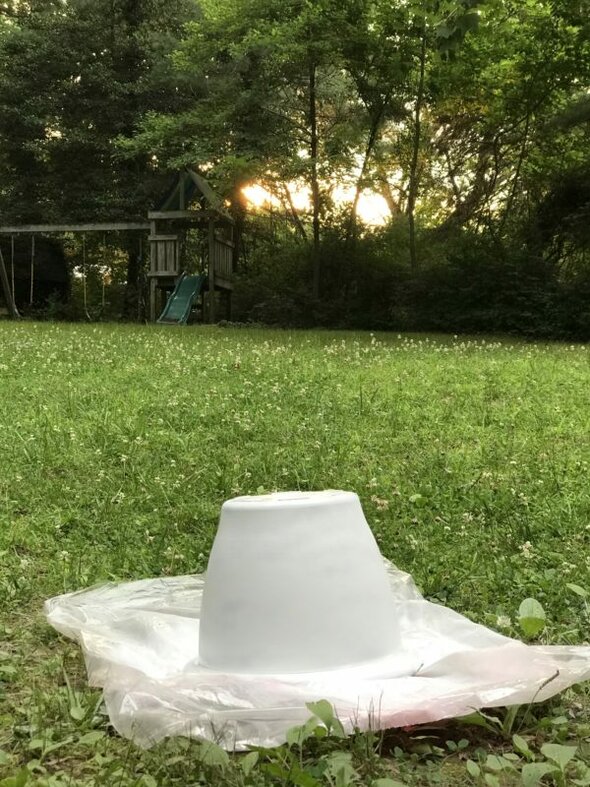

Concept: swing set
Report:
left=0, top=221, right=149, bottom=320
left=0, top=169, right=236, bottom=324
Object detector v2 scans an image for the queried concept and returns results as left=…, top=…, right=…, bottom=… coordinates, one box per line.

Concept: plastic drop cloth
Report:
left=45, top=561, right=590, bottom=751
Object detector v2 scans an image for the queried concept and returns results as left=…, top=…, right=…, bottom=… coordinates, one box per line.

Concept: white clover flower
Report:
left=520, top=541, right=534, bottom=559
left=371, top=495, right=390, bottom=511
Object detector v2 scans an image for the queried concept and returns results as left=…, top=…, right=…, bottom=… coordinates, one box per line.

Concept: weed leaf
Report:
left=0, top=768, right=29, bottom=787
left=518, top=598, right=546, bottom=637
left=240, top=751, right=259, bottom=776
left=465, top=760, right=481, bottom=778
left=566, top=583, right=587, bottom=598
left=306, top=700, right=336, bottom=728
left=199, top=740, right=230, bottom=769
left=512, top=734, right=533, bottom=759
left=78, top=731, right=105, bottom=746
left=540, top=743, right=577, bottom=770
left=521, top=762, right=556, bottom=786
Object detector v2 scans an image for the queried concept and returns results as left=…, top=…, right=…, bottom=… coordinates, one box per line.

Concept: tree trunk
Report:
left=500, top=111, right=531, bottom=231
left=345, top=110, right=384, bottom=245
left=407, top=30, right=427, bottom=272
left=117, top=0, right=146, bottom=317
left=282, top=184, right=308, bottom=242
left=230, top=182, right=248, bottom=272
left=309, top=61, right=321, bottom=299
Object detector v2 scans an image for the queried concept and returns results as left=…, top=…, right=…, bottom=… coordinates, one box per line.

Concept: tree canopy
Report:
left=0, top=0, right=588, bottom=334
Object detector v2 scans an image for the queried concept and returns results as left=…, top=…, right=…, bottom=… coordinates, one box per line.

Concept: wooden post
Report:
left=0, top=246, right=19, bottom=319
left=179, top=171, right=186, bottom=211
left=148, top=220, right=156, bottom=321
left=149, top=278, right=157, bottom=322
left=10, top=235, right=15, bottom=297
left=208, top=219, right=216, bottom=323
left=29, top=235, right=35, bottom=305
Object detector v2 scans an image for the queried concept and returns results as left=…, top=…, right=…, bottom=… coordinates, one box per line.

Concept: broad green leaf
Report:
left=27, top=740, right=45, bottom=752
left=241, top=751, right=259, bottom=776
left=287, top=717, right=321, bottom=747
left=518, top=598, right=546, bottom=637
left=323, top=751, right=357, bottom=784
left=0, top=768, right=29, bottom=787
left=306, top=699, right=335, bottom=727
left=263, top=762, right=290, bottom=780
left=306, top=699, right=345, bottom=735
left=287, top=724, right=306, bottom=747
left=199, top=740, right=230, bottom=769
left=521, top=762, right=556, bottom=787
left=485, top=754, right=511, bottom=771
left=458, top=711, right=501, bottom=732
left=78, top=730, right=105, bottom=746
left=551, top=716, right=569, bottom=726
left=330, top=717, right=346, bottom=738
left=567, top=583, right=588, bottom=598
left=465, top=759, right=481, bottom=778
left=288, top=763, right=322, bottom=787
left=512, top=733, right=533, bottom=759
left=69, top=700, right=87, bottom=721
left=371, top=780, right=408, bottom=787
left=540, top=743, right=577, bottom=770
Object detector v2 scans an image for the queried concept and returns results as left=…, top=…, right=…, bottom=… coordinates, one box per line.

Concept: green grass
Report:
left=0, top=321, right=589, bottom=786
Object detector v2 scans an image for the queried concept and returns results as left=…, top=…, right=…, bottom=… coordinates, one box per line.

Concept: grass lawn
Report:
left=0, top=321, right=589, bottom=786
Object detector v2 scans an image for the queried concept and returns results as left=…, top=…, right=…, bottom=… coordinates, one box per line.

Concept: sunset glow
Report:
left=242, top=183, right=390, bottom=227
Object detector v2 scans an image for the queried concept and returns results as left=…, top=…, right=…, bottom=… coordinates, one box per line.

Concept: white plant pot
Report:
left=199, top=490, right=399, bottom=673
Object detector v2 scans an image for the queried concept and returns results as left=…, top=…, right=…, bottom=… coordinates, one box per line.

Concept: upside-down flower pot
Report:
left=200, top=491, right=401, bottom=673
left=45, top=491, right=590, bottom=750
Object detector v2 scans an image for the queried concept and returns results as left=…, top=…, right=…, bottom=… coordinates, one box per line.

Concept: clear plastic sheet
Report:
left=44, top=561, right=590, bottom=750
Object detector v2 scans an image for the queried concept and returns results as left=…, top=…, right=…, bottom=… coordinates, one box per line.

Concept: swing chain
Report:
left=82, top=233, right=91, bottom=321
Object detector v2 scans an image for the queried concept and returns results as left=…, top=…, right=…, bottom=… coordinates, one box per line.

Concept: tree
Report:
left=428, top=0, right=589, bottom=235
left=0, top=0, right=198, bottom=311
left=131, top=0, right=373, bottom=297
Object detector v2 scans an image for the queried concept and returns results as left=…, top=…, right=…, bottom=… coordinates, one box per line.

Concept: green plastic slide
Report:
left=157, top=273, right=206, bottom=325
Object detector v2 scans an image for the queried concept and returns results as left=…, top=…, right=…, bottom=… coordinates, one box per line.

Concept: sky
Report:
left=242, top=183, right=391, bottom=227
